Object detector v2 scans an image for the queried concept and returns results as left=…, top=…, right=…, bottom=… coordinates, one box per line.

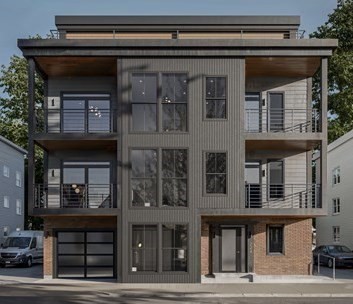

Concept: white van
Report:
left=0, top=231, right=43, bottom=268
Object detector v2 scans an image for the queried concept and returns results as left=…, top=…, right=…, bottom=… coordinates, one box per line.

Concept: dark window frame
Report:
left=267, top=225, right=285, bottom=255
left=204, top=151, right=228, bottom=196
left=204, top=75, right=228, bottom=120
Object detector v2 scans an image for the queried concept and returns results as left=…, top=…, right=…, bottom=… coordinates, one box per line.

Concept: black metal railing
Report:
left=34, top=184, right=114, bottom=208
left=245, top=108, right=320, bottom=133
left=245, top=184, right=321, bottom=208
left=36, top=108, right=115, bottom=133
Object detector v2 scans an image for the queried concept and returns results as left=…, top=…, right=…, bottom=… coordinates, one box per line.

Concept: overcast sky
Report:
left=0, top=0, right=337, bottom=67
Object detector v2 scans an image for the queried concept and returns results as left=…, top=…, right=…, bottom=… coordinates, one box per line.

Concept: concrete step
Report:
left=202, top=273, right=253, bottom=283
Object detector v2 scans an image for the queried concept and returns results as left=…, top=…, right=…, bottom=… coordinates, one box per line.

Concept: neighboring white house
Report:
left=0, top=135, right=27, bottom=245
left=316, top=129, right=353, bottom=249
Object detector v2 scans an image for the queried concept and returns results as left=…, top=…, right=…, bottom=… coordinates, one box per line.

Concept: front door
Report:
left=220, top=226, right=246, bottom=272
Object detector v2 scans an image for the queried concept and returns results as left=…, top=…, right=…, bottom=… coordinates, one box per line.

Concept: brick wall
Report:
left=200, top=221, right=209, bottom=275
left=43, top=216, right=117, bottom=277
left=253, top=218, right=312, bottom=275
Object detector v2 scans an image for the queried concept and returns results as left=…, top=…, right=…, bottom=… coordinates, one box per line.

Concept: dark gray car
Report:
left=313, top=245, right=353, bottom=268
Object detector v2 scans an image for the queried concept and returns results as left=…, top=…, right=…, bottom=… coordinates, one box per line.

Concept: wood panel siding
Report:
left=66, top=32, right=173, bottom=39
left=178, top=32, right=286, bottom=39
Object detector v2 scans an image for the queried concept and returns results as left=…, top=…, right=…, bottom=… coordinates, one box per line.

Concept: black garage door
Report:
left=56, top=230, right=116, bottom=279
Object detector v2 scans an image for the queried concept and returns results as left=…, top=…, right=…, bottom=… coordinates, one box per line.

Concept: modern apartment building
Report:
left=315, top=129, right=353, bottom=249
left=0, top=135, right=26, bottom=244
left=18, top=15, right=337, bottom=282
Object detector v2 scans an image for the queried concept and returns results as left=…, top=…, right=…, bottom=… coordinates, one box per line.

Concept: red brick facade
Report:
left=43, top=216, right=117, bottom=277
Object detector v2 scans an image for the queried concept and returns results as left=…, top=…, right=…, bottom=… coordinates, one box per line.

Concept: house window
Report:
left=333, top=226, right=340, bottom=243
left=267, top=225, right=284, bottom=254
left=131, top=150, right=157, bottom=207
left=131, top=73, right=158, bottom=132
left=3, top=226, right=9, bottom=237
left=333, top=198, right=341, bottom=215
left=3, top=165, right=9, bottom=178
left=205, top=77, right=227, bottom=119
left=3, top=196, right=9, bottom=208
left=16, top=199, right=22, bottom=215
left=162, top=149, right=188, bottom=207
left=16, top=171, right=22, bottom=187
left=162, top=224, right=188, bottom=271
left=332, top=167, right=341, bottom=185
left=131, top=225, right=157, bottom=272
left=205, top=152, right=227, bottom=194
left=131, top=73, right=188, bottom=132
left=162, top=73, right=188, bottom=131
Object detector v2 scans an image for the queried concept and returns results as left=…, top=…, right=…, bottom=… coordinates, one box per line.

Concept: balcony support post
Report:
left=27, top=58, right=36, bottom=214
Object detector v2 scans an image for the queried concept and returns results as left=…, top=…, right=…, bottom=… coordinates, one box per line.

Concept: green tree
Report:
left=0, top=55, right=44, bottom=230
left=311, top=0, right=353, bottom=142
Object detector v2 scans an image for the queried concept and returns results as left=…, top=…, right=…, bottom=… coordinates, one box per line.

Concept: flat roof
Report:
left=0, top=135, right=27, bottom=155
left=55, top=15, right=301, bottom=27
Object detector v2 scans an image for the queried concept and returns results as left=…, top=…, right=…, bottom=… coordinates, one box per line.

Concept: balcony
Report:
left=245, top=184, right=321, bottom=209
left=245, top=108, right=320, bottom=133
left=34, top=184, right=115, bottom=209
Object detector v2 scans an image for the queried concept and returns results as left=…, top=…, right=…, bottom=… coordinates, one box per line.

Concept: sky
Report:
left=0, top=0, right=337, bottom=68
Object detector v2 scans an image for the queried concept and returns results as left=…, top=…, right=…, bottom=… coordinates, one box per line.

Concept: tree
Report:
left=0, top=55, right=44, bottom=229
left=311, top=0, right=353, bottom=142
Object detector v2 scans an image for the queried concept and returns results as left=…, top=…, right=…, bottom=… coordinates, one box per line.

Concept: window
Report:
left=333, top=226, right=340, bottom=243
left=162, top=73, right=188, bottom=131
left=3, top=226, right=9, bottom=237
left=267, top=225, right=284, bottom=254
left=333, top=198, right=341, bottom=215
left=332, top=167, right=341, bottom=185
left=16, top=199, right=22, bottom=215
left=3, top=196, right=9, bottom=208
left=3, top=165, right=9, bottom=178
left=162, top=224, right=187, bottom=271
left=205, top=152, right=227, bottom=194
left=131, top=73, right=158, bottom=132
left=162, top=150, right=187, bottom=207
left=16, top=171, right=22, bottom=187
left=205, top=77, right=226, bottom=119
left=131, top=150, right=157, bottom=207
left=131, top=225, right=157, bottom=272
left=131, top=73, right=188, bottom=132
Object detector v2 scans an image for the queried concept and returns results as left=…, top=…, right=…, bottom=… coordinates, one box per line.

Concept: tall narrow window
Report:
left=162, top=224, right=188, bottom=271
left=131, top=225, right=157, bottom=272
left=332, top=167, right=341, bottom=186
left=3, top=165, right=9, bottom=178
left=333, top=226, right=340, bottom=243
left=16, top=199, right=22, bottom=215
left=131, top=150, right=157, bottom=207
left=3, top=196, right=9, bottom=208
left=205, top=152, right=227, bottom=194
left=162, top=73, right=188, bottom=131
left=132, top=73, right=158, bottom=132
left=205, top=77, right=226, bottom=119
left=16, top=171, right=22, bottom=187
left=267, top=225, right=284, bottom=254
left=162, top=149, right=188, bottom=207
left=333, top=198, right=341, bottom=215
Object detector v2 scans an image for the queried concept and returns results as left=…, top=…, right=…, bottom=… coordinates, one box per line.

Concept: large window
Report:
left=131, top=149, right=188, bottom=207
left=16, top=171, right=22, bottom=187
left=16, top=199, right=22, bottom=215
left=333, top=198, right=341, bottom=215
left=131, top=225, right=157, bottom=272
left=205, top=152, right=227, bottom=194
left=3, top=196, right=9, bottom=208
left=3, top=165, right=9, bottom=178
left=162, top=150, right=187, bottom=207
left=131, top=150, right=157, bottom=207
left=333, top=226, right=340, bottom=243
left=131, top=73, right=188, bottom=132
left=162, top=224, right=187, bottom=272
left=205, top=77, right=227, bottom=119
left=332, top=167, right=341, bottom=186
left=267, top=225, right=284, bottom=254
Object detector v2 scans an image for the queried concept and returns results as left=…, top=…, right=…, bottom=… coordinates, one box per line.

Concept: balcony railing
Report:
left=36, top=108, right=115, bottom=133
left=245, top=108, right=320, bottom=133
left=245, top=184, right=321, bottom=208
left=34, top=184, right=114, bottom=209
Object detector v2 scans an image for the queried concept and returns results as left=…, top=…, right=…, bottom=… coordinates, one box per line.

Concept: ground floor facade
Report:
left=42, top=216, right=312, bottom=282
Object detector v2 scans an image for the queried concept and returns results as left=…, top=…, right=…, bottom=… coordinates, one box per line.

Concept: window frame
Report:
left=333, top=226, right=340, bottom=243
left=130, top=72, right=189, bottom=134
left=3, top=165, right=10, bottom=178
left=332, top=167, right=341, bottom=186
left=267, top=224, right=285, bottom=255
left=16, top=199, right=22, bottom=215
left=15, top=171, right=22, bottom=187
left=204, top=75, right=228, bottom=120
left=203, top=151, right=228, bottom=196
left=332, top=197, right=341, bottom=215
left=3, top=196, right=9, bottom=208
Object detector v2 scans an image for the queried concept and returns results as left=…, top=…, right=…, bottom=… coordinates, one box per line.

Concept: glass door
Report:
left=245, top=161, right=261, bottom=207
left=268, top=93, right=284, bottom=132
left=245, top=93, right=261, bottom=132
left=268, top=160, right=284, bottom=199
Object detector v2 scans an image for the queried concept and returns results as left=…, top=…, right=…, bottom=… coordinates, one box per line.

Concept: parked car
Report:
left=0, top=231, right=43, bottom=268
left=313, top=245, right=353, bottom=268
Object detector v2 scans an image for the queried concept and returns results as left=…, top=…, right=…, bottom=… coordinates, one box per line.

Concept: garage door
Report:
left=56, top=231, right=115, bottom=278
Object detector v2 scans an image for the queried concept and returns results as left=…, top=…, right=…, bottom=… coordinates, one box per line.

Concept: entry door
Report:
left=268, top=92, right=284, bottom=132
left=245, top=161, right=262, bottom=208
left=221, top=227, right=246, bottom=272
left=245, top=93, right=261, bottom=132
